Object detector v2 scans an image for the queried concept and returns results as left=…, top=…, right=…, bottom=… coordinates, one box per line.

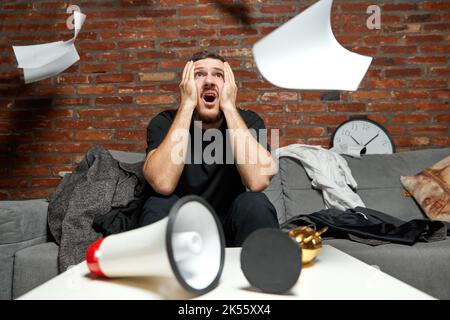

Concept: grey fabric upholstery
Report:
left=13, top=242, right=58, bottom=299
left=261, top=169, right=285, bottom=224
left=0, top=237, right=47, bottom=300
left=0, top=199, right=49, bottom=244
left=0, top=199, right=49, bottom=300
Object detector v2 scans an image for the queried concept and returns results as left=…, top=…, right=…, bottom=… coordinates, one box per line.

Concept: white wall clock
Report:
left=331, top=118, right=395, bottom=154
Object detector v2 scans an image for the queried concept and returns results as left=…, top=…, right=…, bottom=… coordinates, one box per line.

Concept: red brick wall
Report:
left=0, top=0, right=449, bottom=200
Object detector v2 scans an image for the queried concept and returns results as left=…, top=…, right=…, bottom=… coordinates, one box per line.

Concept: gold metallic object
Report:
left=288, top=226, right=328, bottom=265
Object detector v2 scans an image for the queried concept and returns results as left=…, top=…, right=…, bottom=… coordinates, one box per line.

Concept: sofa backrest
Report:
left=109, top=150, right=146, bottom=163
left=264, top=147, right=450, bottom=224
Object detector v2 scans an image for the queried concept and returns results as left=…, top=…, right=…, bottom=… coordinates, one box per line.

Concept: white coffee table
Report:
left=18, top=245, right=434, bottom=300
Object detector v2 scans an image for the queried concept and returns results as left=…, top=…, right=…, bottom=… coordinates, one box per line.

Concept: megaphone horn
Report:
left=86, top=195, right=226, bottom=295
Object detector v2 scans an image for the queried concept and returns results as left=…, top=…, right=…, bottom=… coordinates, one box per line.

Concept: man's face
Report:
left=193, top=58, right=225, bottom=124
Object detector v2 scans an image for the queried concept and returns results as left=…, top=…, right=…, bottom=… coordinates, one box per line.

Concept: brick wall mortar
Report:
left=0, top=0, right=449, bottom=199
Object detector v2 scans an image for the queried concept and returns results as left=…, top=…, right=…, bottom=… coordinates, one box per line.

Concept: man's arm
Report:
left=221, top=62, right=277, bottom=192
left=142, top=61, right=196, bottom=195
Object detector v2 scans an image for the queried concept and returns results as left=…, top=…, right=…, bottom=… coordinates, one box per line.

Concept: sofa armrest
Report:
left=0, top=199, right=50, bottom=245
left=13, top=242, right=59, bottom=299
left=0, top=199, right=51, bottom=299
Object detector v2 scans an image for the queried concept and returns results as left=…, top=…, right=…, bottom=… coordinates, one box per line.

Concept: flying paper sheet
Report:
left=253, top=0, right=372, bottom=91
left=13, top=11, right=86, bottom=84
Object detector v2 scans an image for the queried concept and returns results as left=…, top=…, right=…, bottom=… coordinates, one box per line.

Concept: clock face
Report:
left=332, top=119, right=394, bottom=154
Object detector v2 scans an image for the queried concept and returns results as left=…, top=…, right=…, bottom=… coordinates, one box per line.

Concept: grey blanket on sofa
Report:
left=48, top=145, right=146, bottom=272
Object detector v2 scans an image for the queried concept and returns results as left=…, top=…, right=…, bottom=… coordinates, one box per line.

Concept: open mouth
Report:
left=202, top=91, right=217, bottom=105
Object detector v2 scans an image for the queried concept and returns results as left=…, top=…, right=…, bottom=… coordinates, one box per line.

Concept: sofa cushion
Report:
left=326, top=239, right=450, bottom=300
left=262, top=169, right=286, bottom=224
left=400, top=156, right=450, bottom=222
left=1, top=238, right=48, bottom=300
left=13, top=242, right=59, bottom=299
left=347, top=148, right=450, bottom=221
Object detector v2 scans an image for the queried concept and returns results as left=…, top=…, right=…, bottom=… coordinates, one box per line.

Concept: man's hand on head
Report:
left=219, top=62, right=238, bottom=112
left=179, top=60, right=197, bottom=111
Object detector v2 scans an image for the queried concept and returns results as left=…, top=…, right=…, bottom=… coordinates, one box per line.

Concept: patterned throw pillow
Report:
left=400, top=156, right=450, bottom=222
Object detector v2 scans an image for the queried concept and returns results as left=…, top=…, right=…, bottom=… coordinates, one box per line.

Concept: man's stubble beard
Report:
left=193, top=106, right=223, bottom=125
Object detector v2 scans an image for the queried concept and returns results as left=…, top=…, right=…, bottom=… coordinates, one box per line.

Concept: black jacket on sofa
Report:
left=281, top=206, right=447, bottom=246
left=48, top=145, right=149, bottom=272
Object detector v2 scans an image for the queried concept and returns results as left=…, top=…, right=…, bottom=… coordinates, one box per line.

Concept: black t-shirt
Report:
left=146, top=108, right=268, bottom=218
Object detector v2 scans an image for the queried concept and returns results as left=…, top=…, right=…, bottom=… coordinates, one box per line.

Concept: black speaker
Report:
left=240, top=228, right=302, bottom=294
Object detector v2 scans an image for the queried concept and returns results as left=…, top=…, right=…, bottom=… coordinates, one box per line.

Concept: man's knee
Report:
left=226, top=192, right=278, bottom=246
left=230, top=192, right=278, bottom=224
left=140, top=194, right=180, bottom=227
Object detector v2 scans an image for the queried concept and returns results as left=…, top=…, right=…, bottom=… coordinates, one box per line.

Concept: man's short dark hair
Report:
left=190, top=51, right=226, bottom=62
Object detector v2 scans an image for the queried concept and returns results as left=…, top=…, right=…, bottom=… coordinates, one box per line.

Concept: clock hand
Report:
left=364, top=133, right=379, bottom=147
left=350, top=135, right=362, bottom=146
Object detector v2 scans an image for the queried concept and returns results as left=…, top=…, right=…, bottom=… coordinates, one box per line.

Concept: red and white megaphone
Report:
left=86, top=195, right=225, bottom=295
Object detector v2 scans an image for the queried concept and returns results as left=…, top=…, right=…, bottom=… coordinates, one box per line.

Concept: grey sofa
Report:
left=1, top=148, right=449, bottom=300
